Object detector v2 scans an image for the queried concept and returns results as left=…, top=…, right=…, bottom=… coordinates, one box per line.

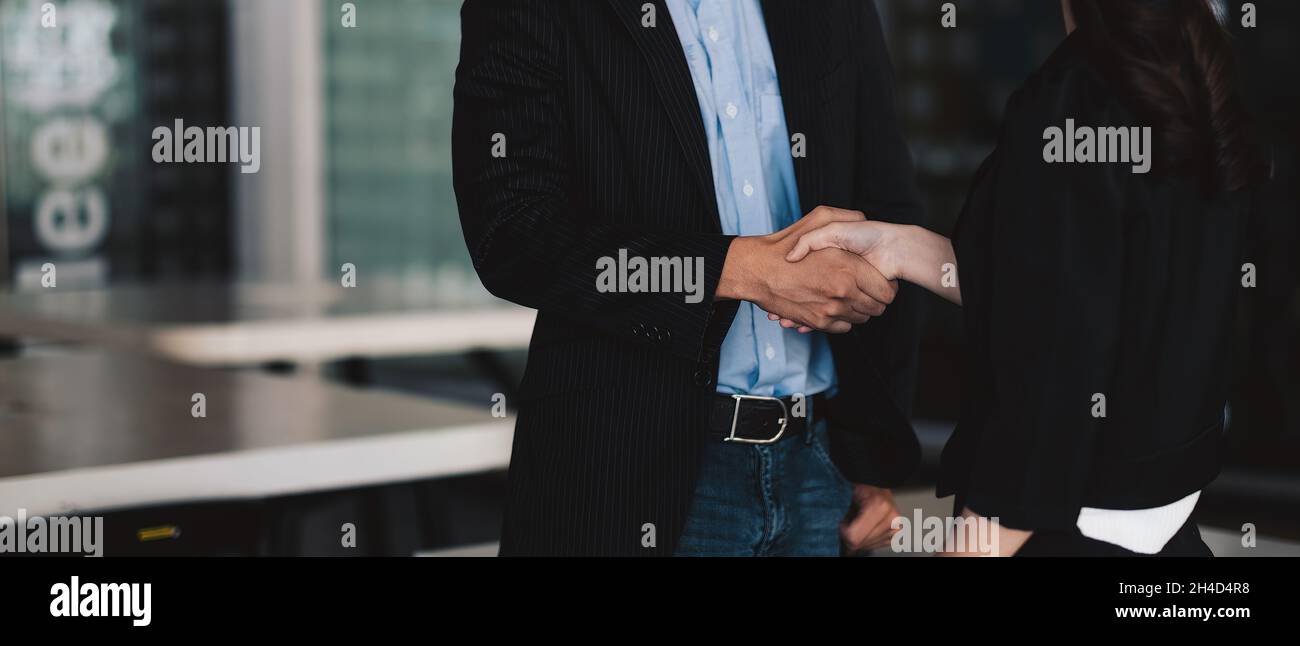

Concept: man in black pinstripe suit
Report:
left=454, top=0, right=924, bottom=556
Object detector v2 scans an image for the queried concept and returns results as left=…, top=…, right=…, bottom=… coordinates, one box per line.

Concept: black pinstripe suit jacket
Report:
left=453, top=0, right=924, bottom=556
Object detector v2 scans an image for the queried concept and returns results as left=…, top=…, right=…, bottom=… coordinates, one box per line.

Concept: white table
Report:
left=0, top=352, right=514, bottom=517
left=0, top=282, right=536, bottom=366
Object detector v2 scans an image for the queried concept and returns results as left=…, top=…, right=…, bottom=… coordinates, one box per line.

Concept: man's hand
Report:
left=840, top=484, right=902, bottom=554
left=717, top=207, right=897, bottom=333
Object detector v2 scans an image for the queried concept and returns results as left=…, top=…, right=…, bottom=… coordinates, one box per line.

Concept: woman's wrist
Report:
left=881, top=223, right=919, bottom=283
left=887, top=224, right=963, bottom=306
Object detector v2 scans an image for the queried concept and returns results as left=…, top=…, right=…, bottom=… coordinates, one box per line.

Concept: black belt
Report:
left=707, top=392, right=828, bottom=444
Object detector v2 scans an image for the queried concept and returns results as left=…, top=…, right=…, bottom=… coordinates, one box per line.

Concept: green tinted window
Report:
left=323, top=0, right=486, bottom=304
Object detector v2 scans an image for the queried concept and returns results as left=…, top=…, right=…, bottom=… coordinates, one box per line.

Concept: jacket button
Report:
left=693, top=369, right=713, bottom=387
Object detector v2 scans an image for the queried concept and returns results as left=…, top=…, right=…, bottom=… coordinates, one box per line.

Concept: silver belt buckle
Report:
left=724, top=394, right=788, bottom=445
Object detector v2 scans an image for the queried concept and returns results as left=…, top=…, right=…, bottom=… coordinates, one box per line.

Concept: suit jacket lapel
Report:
left=606, top=0, right=720, bottom=227
left=760, top=0, right=823, bottom=216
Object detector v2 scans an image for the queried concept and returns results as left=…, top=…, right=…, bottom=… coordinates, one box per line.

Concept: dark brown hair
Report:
left=1069, top=0, right=1261, bottom=195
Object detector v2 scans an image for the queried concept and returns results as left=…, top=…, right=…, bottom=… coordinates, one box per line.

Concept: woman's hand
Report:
left=771, top=220, right=905, bottom=332
left=784, top=219, right=903, bottom=280
left=937, top=508, right=1033, bottom=557
left=771, top=220, right=962, bottom=331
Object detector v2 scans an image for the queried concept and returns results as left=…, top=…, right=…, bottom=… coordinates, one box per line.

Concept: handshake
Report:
left=717, top=206, right=909, bottom=333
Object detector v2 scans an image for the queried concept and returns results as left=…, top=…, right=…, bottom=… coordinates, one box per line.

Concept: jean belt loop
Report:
left=804, top=395, right=815, bottom=446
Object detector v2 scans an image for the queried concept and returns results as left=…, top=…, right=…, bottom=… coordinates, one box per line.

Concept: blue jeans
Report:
left=674, top=418, right=854, bottom=556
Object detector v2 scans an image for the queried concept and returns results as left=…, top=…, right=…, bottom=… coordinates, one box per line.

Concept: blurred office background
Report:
left=0, top=0, right=1295, bottom=556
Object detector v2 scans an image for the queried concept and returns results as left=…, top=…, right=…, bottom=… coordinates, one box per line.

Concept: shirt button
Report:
left=742, top=181, right=754, bottom=197
left=725, top=102, right=738, bottom=119
left=708, top=27, right=720, bottom=42
left=765, top=344, right=776, bottom=360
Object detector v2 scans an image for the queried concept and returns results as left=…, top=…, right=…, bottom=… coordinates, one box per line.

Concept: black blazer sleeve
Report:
left=452, top=0, right=734, bottom=363
left=957, top=74, right=1127, bottom=531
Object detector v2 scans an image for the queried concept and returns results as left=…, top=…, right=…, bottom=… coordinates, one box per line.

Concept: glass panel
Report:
left=322, top=0, right=488, bottom=306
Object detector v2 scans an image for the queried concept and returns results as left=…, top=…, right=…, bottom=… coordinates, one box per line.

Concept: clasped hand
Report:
left=719, top=205, right=900, bottom=334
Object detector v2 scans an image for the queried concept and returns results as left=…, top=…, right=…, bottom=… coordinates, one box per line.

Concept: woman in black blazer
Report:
left=777, top=0, right=1261, bottom=556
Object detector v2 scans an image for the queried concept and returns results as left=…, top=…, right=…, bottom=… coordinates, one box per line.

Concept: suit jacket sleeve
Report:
left=452, top=0, right=735, bottom=363
left=958, top=75, right=1127, bottom=531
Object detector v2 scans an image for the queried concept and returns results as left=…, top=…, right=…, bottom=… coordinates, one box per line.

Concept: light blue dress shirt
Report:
left=666, top=0, right=835, bottom=397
